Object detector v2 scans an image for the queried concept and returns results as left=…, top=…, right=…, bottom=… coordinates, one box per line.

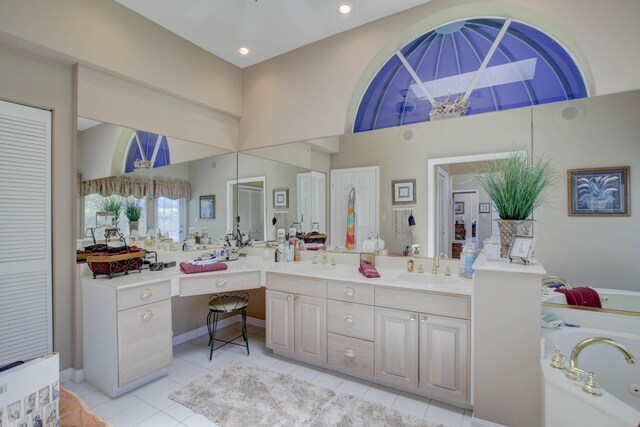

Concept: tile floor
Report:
left=64, top=324, right=473, bottom=427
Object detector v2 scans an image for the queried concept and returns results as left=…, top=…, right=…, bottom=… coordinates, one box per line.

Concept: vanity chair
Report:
left=206, top=292, right=250, bottom=360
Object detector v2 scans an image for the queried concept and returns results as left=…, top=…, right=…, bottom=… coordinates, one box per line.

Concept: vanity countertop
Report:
left=82, top=256, right=474, bottom=296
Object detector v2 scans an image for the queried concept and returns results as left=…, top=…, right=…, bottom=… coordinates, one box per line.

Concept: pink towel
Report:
left=180, top=262, right=228, bottom=274
left=358, top=261, right=380, bottom=278
left=555, top=287, right=602, bottom=308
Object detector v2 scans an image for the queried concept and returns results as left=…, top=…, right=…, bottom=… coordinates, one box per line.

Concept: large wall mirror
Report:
left=76, top=118, right=236, bottom=247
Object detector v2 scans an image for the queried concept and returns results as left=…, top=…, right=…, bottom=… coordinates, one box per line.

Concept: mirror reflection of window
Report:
left=156, top=197, right=183, bottom=242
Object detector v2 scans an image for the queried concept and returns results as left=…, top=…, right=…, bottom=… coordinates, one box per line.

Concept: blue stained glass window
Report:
left=124, top=130, right=171, bottom=173
left=354, top=18, right=588, bottom=132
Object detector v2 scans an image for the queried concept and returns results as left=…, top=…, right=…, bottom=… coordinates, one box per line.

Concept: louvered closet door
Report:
left=0, top=99, right=52, bottom=365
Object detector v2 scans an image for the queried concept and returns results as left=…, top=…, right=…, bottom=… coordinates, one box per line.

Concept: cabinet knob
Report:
left=343, top=314, right=354, bottom=323
left=287, top=295, right=292, bottom=301
left=216, top=279, right=227, bottom=287
left=344, top=348, right=356, bottom=358
left=141, top=309, right=154, bottom=321
left=139, top=288, right=153, bottom=299
left=343, top=287, right=355, bottom=296
left=294, top=295, right=299, bottom=301
left=410, top=314, right=417, bottom=321
left=420, top=315, right=427, bottom=323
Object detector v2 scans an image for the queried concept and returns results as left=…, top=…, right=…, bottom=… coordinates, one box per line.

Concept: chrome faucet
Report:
left=542, top=276, right=572, bottom=295
left=566, top=337, right=636, bottom=380
left=432, top=252, right=448, bottom=274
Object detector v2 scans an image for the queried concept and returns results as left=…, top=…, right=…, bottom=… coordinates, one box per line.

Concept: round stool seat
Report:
left=206, top=291, right=250, bottom=359
left=208, top=293, right=248, bottom=313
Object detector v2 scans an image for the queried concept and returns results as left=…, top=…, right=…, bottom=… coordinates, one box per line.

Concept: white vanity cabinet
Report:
left=265, top=273, right=327, bottom=364
left=374, top=286, right=471, bottom=403
left=83, top=278, right=173, bottom=397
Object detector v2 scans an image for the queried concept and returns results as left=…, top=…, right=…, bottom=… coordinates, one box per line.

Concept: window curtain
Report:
left=81, top=176, right=190, bottom=200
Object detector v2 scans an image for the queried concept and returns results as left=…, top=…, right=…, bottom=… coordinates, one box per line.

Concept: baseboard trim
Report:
left=472, top=417, right=507, bottom=427
left=172, top=315, right=264, bottom=346
left=60, top=367, right=85, bottom=383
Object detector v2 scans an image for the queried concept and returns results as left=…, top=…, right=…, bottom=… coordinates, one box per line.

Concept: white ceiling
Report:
left=114, top=0, right=432, bottom=68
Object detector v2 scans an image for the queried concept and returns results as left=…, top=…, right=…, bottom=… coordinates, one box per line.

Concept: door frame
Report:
left=226, top=175, right=266, bottom=240
left=329, top=166, right=380, bottom=249
left=437, top=167, right=450, bottom=257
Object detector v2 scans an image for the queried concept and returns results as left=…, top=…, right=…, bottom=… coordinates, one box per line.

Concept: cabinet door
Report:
left=419, top=314, right=470, bottom=402
left=375, top=307, right=418, bottom=388
left=294, top=294, right=326, bottom=364
left=266, top=290, right=294, bottom=355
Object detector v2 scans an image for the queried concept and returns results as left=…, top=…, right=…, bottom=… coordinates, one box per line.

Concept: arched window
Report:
left=354, top=18, right=588, bottom=132
left=124, top=130, right=171, bottom=173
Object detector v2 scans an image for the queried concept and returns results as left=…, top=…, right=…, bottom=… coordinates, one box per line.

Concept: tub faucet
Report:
left=566, top=337, right=636, bottom=381
left=542, top=276, right=571, bottom=296
left=432, top=252, right=448, bottom=274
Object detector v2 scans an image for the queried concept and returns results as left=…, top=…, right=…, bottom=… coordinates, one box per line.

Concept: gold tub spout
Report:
left=566, top=337, right=636, bottom=381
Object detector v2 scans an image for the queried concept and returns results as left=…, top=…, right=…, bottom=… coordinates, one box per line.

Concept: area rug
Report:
left=169, top=361, right=446, bottom=427
left=60, top=386, right=111, bottom=427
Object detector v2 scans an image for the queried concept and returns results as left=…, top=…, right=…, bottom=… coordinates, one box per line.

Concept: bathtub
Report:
left=542, top=327, right=640, bottom=426
left=544, top=288, right=640, bottom=313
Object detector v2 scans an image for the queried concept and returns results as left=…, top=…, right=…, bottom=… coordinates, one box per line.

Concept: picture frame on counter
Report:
left=508, top=235, right=536, bottom=265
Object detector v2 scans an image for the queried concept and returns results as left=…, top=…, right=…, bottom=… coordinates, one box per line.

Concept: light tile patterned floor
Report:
left=64, top=324, right=473, bottom=427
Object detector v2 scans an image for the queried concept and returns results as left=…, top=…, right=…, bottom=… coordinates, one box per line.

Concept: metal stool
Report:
left=206, top=292, right=250, bottom=360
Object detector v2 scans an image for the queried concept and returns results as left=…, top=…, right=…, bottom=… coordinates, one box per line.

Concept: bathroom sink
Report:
left=396, top=274, right=459, bottom=285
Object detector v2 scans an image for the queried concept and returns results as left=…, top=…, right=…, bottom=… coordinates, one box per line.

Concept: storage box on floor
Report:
left=0, top=353, right=60, bottom=426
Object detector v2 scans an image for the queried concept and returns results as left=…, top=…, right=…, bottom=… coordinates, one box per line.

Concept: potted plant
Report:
left=97, top=196, right=123, bottom=227
left=475, top=151, right=556, bottom=257
left=123, top=197, right=143, bottom=234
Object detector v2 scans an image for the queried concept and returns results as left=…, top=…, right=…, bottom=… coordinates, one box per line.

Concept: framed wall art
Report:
left=273, top=188, right=289, bottom=208
left=479, top=202, right=491, bottom=213
left=454, top=201, right=465, bottom=214
left=567, top=166, right=630, bottom=216
left=392, top=179, right=416, bottom=205
left=199, top=195, right=215, bottom=219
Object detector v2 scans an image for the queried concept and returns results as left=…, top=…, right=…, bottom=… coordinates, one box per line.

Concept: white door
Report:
left=374, top=307, right=419, bottom=388
left=297, top=173, right=312, bottom=231
left=238, top=185, right=264, bottom=241
left=437, top=167, right=450, bottom=257
left=330, top=166, right=379, bottom=250
left=294, top=294, right=326, bottom=364
left=419, top=314, right=470, bottom=402
left=265, top=290, right=294, bottom=355
left=0, top=100, right=52, bottom=365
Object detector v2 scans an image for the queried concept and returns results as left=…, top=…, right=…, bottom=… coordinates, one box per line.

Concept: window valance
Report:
left=82, top=176, right=190, bottom=200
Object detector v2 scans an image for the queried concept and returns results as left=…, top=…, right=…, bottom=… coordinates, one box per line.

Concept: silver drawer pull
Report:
left=141, top=309, right=154, bottom=320
left=343, top=287, right=355, bottom=296
left=216, top=279, right=227, bottom=287
left=420, top=315, right=427, bottom=323
left=410, top=314, right=417, bottom=321
left=343, top=314, right=354, bottom=323
left=139, top=288, right=153, bottom=299
left=344, top=348, right=356, bottom=358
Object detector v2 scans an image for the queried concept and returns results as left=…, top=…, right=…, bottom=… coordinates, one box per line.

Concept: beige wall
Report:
left=0, top=43, right=75, bottom=370
left=0, top=0, right=242, bottom=118
left=240, top=0, right=640, bottom=149
left=534, top=91, right=640, bottom=291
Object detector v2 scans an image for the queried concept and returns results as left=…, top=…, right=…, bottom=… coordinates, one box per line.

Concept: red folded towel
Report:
left=358, top=261, right=380, bottom=278
left=555, top=287, right=602, bottom=308
left=180, top=262, right=228, bottom=274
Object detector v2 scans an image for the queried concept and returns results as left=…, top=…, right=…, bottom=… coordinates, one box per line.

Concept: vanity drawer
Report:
left=117, top=280, right=171, bottom=311
left=179, top=271, right=260, bottom=296
left=375, top=287, right=470, bottom=319
left=266, top=273, right=326, bottom=298
left=327, top=333, right=374, bottom=377
left=327, top=300, right=374, bottom=341
left=327, top=280, right=374, bottom=305
left=117, top=299, right=172, bottom=386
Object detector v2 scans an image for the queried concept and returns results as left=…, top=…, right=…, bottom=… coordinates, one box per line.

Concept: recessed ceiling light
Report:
left=338, top=4, right=352, bottom=14
left=238, top=47, right=250, bottom=55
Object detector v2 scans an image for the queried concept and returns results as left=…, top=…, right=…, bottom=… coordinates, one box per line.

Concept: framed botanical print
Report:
left=200, top=195, right=215, bottom=219
left=568, top=166, right=630, bottom=216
